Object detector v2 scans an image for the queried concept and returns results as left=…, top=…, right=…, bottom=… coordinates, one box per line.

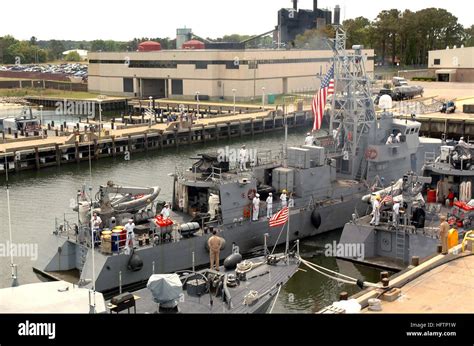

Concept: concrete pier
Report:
left=0, top=109, right=310, bottom=174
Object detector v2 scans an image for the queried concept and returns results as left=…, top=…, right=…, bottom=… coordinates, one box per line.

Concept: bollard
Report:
left=339, top=292, right=348, bottom=301
left=437, top=245, right=443, bottom=254
left=380, top=271, right=389, bottom=280
left=47, top=123, right=51, bottom=130
left=51, top=120, right=55, bottom=127
left=411, top=256, right=420, bottom=266
left=382, top=278, right=389, bottom=287
left=55, top=129, right=59, bottom=136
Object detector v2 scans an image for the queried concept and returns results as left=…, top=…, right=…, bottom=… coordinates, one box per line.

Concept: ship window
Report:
left=415, top=128, right=419, bottom=133
left=410, top=128, right=415, bottom=134
left=405, top=129, right=410, bottom=135
left=434, top=59, right=440, bottom=65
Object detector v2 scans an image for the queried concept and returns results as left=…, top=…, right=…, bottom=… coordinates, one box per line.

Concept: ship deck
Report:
left=106, top=255, right=299, bottom=314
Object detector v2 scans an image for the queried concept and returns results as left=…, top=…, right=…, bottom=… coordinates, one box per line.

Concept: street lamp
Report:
left=148, top=96, right=153, bottom=124
left=195, top=91, right=200, bottom=117
left=39, top=105, right=44, bottom=139
left=262, top=87, right=266, bottom=109
left=232, top=89, right=236, bottom=115
left=98, top=100, right=102, bottom=139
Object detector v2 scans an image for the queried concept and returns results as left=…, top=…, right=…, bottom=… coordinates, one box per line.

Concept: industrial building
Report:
left=276, top=0, right=339, bottom=46
left=88, top=48, right=374, bottom=100
left=428, top=46, right=474, bottom=82
left=87, top=1, right=363, bottom=100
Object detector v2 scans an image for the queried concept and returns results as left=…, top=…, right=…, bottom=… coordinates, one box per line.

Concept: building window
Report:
left=123, top=78, right=133, bottom=93
left=172, top=79, right=183, bottom=95
left=434, top=59, right=440, bottom=65
left=195, top=61, right=208, bottom=69
left=225, top=61, right=239, bottom=69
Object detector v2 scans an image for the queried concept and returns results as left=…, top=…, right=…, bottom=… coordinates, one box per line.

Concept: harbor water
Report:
left=0, top=127, right=386, bottom=312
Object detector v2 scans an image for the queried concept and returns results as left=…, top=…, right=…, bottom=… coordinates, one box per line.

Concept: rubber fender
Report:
left=223, top=253, right=243, bottom=270
left=205, top=238, right=226, bottom=251
left=311, top=210, right=322, bottom=229
left=127, top=251, right=143, bottom=272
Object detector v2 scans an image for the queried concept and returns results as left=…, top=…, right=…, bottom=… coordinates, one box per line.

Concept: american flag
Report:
left=312, top=64, right=335, bottom=131
left=381, top=195, right=393, bottom=205
left=269, top=207, right=289, bottom=228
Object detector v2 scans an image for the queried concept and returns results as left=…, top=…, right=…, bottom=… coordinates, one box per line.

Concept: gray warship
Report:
left=106, top=247, right=300, bottom=314
left=34, top=29, right=441, bottom=293
left=339, top=142, right=473, bottom=269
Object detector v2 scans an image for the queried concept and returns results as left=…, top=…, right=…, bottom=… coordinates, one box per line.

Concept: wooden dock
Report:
left=400, top=112, right=474, bottom=138
left=0, top=109, right=310, bottom=173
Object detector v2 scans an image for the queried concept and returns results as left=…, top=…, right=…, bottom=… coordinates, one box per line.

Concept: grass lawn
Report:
left=0, top=88, right=102, bottom=99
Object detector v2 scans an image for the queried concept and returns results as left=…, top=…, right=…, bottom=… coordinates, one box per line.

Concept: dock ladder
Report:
left=395, top=216, right=407, bottom=262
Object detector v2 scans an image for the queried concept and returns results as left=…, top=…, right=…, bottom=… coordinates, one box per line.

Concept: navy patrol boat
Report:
left=34, top=29, right=441, bottom=293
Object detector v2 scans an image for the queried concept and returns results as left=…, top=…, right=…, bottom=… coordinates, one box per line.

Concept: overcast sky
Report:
left=1, top=0, right=472, bottom=41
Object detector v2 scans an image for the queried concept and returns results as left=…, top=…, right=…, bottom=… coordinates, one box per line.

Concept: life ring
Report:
left=247, top=189, right=256, bottom=200
left=311, top=210, right=322, bottom=229
left=365, top=147, right=378, bottom=160
left=243, top=205, right=251, bottom=219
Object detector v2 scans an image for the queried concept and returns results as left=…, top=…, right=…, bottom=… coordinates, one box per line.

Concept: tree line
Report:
left=296, top=7, right=473, bottom=66
left=0, top=33, right=267, bottom=64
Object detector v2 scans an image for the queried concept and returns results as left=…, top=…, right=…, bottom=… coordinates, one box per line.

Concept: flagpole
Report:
left=285, top=207, right=290, bottom=259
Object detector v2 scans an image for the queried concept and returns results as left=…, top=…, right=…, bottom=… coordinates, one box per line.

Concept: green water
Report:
left=0, top=127, right=385, bottom=312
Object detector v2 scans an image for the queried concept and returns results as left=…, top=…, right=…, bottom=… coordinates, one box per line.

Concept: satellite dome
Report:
left=379, top=95, right=393, bottom=109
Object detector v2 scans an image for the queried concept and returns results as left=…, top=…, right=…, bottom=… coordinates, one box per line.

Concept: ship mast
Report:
left=329, top=27, right=376, bottom=179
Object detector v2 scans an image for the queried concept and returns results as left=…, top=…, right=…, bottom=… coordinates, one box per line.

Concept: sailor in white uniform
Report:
left=280, top=190, right=288, bottom=209
left=370, top=195, right=381, bottom=226
left=304, top=133, right=313, bottom=146
left=266, top=193, right=273, bottom=219
left=252, top=194, right=260, bottom=221
left=124, top=219, right=136, bottom=255
left=239, top=145, right=248, bottom=171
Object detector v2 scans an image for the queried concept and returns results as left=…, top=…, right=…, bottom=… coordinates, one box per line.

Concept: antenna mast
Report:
left=329, top=27, right=376, bottom=178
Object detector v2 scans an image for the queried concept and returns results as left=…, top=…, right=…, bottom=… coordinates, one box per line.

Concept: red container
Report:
left=427, top=189, right=437, bottom=203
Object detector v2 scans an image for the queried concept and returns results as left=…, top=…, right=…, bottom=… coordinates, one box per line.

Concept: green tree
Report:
left=65, top=51, right=81, bottom=61
left=464, top=25, right=474, bottom=47
left=342, top=17, right=371, bottom=48
left=48, top=40, right=65, bottom=60
left=0, top=35, right=18, bottom=63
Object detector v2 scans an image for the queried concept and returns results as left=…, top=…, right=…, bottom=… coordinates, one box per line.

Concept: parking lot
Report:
left=0, top=63, right=88, bottom=82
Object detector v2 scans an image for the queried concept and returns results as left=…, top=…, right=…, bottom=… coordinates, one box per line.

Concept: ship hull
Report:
left=35, top=190, right=365, bottom=292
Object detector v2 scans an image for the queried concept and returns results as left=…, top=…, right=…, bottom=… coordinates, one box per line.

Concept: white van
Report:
left=392, top=77, right=408, bottom=86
